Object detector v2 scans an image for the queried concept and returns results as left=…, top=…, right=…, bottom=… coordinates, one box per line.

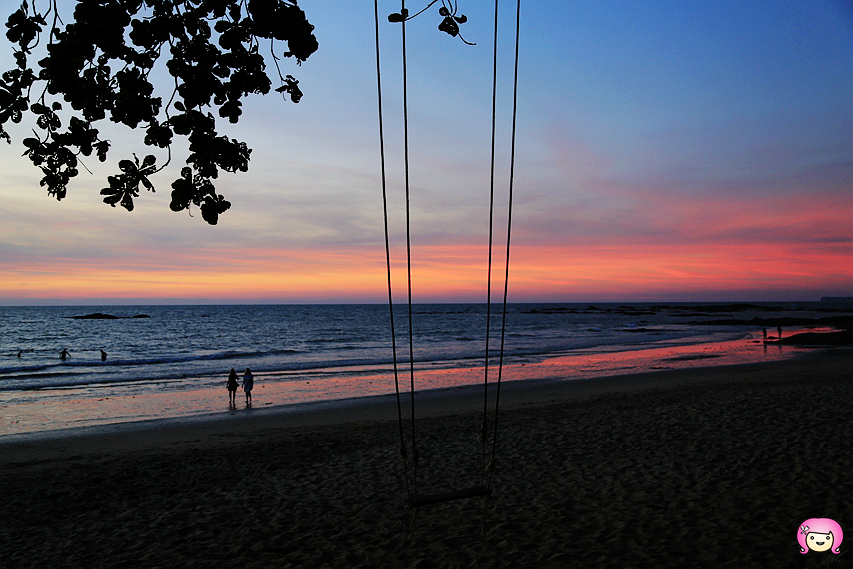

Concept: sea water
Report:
left=0, top=302, right=845, bottom=435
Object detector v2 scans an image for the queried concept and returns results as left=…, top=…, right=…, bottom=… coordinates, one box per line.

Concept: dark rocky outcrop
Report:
left=67, top=313, right=151, bottom=320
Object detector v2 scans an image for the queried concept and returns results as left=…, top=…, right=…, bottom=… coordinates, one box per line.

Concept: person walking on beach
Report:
left=242, top=368, right=254, bottom=406
left=226, top=368, right=239, bottom=407
left=100, top=349, right=108, bottom=361
left=762, top=328, right=767, bottom=342
left=59, top=348, right=70, bottom=361
left=777, top=326, right=783, bottom=340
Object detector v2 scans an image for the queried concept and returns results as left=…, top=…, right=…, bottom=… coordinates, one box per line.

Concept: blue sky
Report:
left=0, top=0, right=851, bottom=304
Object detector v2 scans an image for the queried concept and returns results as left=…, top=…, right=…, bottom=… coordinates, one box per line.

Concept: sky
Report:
left=0, top=0, right=851, bottom=305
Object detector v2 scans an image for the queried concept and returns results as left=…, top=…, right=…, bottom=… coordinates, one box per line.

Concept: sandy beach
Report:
left=1, top=349, right=851, bottom=568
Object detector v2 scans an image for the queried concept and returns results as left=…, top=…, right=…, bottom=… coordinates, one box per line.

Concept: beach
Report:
left=1, top=349, right=851, bottom=568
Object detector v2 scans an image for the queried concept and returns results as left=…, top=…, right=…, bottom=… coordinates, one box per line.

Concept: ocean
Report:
left=0, top=302, right=846, bottom=437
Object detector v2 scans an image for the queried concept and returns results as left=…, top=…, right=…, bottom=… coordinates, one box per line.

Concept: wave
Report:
left=2, top=348, right=303, bottom=370
left=2, top=374, right=189, bottom=392
left=0, top=364, right=54, bottom=375
left=192, top=348, right=303, bottom=361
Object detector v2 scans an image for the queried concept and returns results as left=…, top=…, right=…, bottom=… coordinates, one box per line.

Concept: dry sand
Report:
left=1, top=349, right=851, bottom=568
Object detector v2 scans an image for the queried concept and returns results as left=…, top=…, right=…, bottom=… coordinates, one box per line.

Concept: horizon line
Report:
left=1, top=297, right=847, bottom=308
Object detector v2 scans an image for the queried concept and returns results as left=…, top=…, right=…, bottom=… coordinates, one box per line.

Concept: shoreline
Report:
left=0, top=328, right=827, bottom=438
left=2, top=347, right=848, bottom=463
left=1, top=348, right=851, bottom=568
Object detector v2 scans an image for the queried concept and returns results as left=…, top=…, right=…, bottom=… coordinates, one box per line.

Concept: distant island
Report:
left=66, top=313, right=151, bottom=320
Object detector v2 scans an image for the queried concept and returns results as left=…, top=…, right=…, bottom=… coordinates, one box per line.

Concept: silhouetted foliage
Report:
left=2, top=0, right=317, bottom=224
left=388, top=1, right=473, bottom=45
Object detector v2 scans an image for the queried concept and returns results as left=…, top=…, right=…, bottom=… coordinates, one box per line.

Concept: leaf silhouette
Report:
left=2, top=0, right=318, bottom=224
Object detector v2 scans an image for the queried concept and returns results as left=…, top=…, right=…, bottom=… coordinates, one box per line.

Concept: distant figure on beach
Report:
left=17, top=350, right=22, bottom=358
left=100, top=349, right=107, bottom=361
left=762, top=328, right=767, bottom=342
left=59, top=348, right=70, bottom=361
left=226, top=368, right=239, bottom=406
left=242, top=368, right=254, bottom=406
left=777, top=326, right=783, bottom=340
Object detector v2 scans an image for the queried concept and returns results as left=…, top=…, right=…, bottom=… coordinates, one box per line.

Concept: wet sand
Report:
left=1, top=349, right=851, bottom=568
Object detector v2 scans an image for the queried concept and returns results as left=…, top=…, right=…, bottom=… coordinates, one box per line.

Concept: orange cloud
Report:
left=506, top=241, right=851, bottom=301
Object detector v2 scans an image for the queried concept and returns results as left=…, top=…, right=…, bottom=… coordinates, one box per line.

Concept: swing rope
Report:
left=376, top=0, right=520, bottom=508
left=480, top=0, right=501, bottom=486
left=373, top=0, right=411, bottom=501
left=486, top=0, right=521, bottom=492
left=400, top=0, right=421, bottom=497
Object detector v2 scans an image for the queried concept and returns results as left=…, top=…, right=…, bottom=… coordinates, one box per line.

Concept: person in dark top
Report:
left=226, top=368, right=239, bottom=407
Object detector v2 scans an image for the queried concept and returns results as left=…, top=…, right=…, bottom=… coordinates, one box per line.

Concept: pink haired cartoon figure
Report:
left=797, top=518, right=843, bottom=555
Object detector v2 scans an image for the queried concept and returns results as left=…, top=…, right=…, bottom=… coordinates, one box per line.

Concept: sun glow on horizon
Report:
left=2, top=237, right=849, bottom=304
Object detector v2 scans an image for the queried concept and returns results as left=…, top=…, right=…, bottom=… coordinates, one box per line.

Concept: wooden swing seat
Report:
left=408, top=485, right=492, bottom=508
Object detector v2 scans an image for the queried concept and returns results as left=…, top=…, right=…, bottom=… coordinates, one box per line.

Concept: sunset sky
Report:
left=1, top=1, right=851, bottom=305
